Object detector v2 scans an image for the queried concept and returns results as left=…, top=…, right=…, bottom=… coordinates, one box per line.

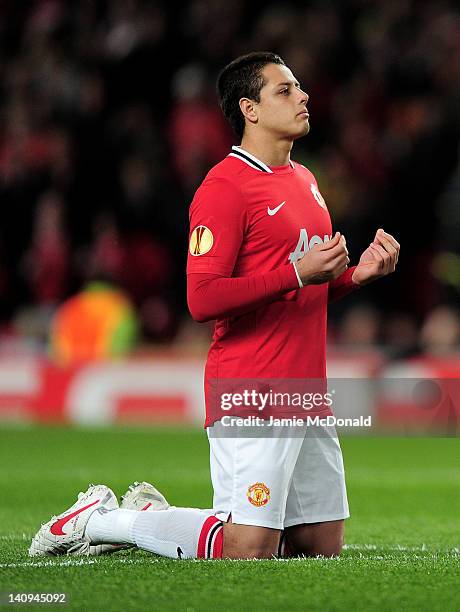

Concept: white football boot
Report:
left=87, top=481, right=170, bottom=556
left=120, top=481, right=170, bottom=512
left=29, top=484, right=118, bottom=557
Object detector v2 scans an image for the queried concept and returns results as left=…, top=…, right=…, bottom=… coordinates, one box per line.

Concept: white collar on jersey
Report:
left=228, top=145, right=294, bottom=173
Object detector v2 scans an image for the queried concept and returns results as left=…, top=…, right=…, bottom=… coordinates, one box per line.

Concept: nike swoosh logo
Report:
left=267, top=201, right=286, bottom=216
left=50, top=499, right=100, bottom=536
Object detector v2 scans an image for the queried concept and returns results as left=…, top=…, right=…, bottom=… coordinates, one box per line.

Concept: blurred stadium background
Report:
left=1, top=4, right=459, bottom=609
left=0, top=0, right=459, bottom=427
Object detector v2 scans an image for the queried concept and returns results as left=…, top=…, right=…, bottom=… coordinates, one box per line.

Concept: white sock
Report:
left=86, top=507, right=138, bottom=544
left=86, top=506, right=224, bottom=559
left=131, top=507, right=223, bottom=559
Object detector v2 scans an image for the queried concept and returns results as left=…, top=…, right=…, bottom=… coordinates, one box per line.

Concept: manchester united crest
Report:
left=247, top=482, right=270, bottom=507
left=310, top=183, right=327, bottom=209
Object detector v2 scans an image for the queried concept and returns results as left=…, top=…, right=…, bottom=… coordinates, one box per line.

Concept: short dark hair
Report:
left=217, top=52, right=285, bottom=139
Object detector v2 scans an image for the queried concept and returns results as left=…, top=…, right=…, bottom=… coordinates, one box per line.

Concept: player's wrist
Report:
left=351, top=267, right=367, bottom=286
left=292, top=262, right=303, bottom=288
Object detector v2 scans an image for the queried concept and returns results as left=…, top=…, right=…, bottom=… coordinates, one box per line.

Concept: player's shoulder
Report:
left=191, top=156, right=248, bottom=209
left=292, top=160, right=318, bottom=184
left=188, top=157, right=247, bottom=221
left=201, top=155, right=251, bottom=189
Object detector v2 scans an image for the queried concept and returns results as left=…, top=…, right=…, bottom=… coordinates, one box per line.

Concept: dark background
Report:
left=0, top=0, right=458, bottom=355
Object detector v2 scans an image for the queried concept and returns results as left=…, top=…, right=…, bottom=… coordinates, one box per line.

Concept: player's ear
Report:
left=239, top=98, right=258, bottom=125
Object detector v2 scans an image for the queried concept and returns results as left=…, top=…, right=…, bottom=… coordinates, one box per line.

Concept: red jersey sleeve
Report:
left=187, top=178, right=246, bottom=276
left=328, top=266, right=359, bottom=303
left=187, top=269, right=300, bottom=322
left=186, top=176, right=300, bottom=321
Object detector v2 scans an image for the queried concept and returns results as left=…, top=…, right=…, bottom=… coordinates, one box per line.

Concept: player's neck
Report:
left=238, top=135, right=293, bottom=167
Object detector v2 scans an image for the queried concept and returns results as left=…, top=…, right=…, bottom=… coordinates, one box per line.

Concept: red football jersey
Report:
left=187, top=146, right=353, bottom=426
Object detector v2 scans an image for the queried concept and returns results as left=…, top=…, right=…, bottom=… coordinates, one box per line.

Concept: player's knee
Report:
left=315, top=541, right=343, bottom=557
left=298, top=538, right=343, bottom=558
left=222, top=523, right=279, bottom=559
left=331, top=530, right=345, bottom=556
left=224, top=543, right=277, bottom=560
left=286, top=519, right=345, bottom=558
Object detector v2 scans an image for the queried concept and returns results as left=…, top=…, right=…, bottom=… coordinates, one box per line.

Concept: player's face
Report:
left=254, top=63, right=310, bottom=140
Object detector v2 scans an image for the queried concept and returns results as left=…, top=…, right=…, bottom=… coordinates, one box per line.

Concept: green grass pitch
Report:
left=0, top=426, right=459, bottom=611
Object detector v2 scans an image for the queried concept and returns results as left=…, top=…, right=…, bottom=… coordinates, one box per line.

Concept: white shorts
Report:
left=207, top=421, right=349, bottom=530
